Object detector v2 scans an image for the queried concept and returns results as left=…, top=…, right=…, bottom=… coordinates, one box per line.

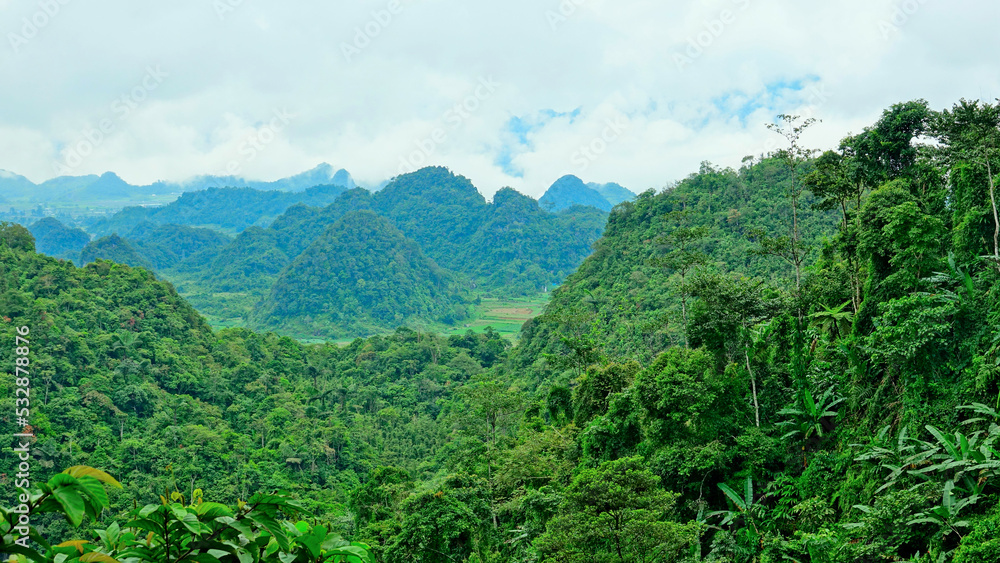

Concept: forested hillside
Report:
left=508, top=155, right=841, bottom=372
left=369, top=167, right=608, bottom=296
left=0, top=223, right=509, bottom=551
left=80, top=234, right=154, bottom=271
left=252, top=211, right=472, bottom=339
left=27, top=217, right=91, bottom=262
left=126, top=223, right=233, bottom=271
left=489, top=99, right=1000, bottom=561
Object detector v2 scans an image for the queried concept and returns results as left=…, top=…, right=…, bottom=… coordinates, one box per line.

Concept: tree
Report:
left=0, top=222, right=35, bottom=253
left=650, top=211, right=711, bottom=343
left=777, top=386, right=845, bottom=466
left=534, top=457, right=695, bottom=563
left=803, top=149, right=868, bottom=311
left=934, top=99, right=1000, bottom=273
left=855, top=181, right=946, bottom=334
left=758, top=114, right=819, bottom=292
left=383, top=475, right=490, bottom=563
left=809, top=301, right=853, bottom=341
left=457, top=380, right=523, bottom=527
left=350, top=467, right=414, bottom=529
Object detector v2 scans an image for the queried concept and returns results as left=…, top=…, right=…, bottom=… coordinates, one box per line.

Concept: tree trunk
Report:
left=680, top=271, right=689, bottom=346
left=791, top=195, right=802, bottom=292
left=987, top=159, right=1000, bottom=273
left=746, top=349, right=761, bottom=427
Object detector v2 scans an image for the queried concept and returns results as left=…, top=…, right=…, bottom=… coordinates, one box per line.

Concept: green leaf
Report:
left=249, top=513, right=289, bottom=551
left=76, top=476, right=110, bottom=512
left=926, top=425, right=959, bottom=459
left=803, top=389, right=817, bottom=416
left=217, top=516, right=254, bottom=538
left=170, top=505, right=204, bottom=535
left=942, top=480, right=954, bottom=512
left=64, top=466, right=123, bottom=489
left=195, top=503, right=233, bottom=520
left=718, top=483, right=747, bottom=511
left=324, top=545, right=375, bottom=563
left=52, top=481, right=87, bottom=526
left=0, top=542, right=46, bottom=561
left=79, top=553, right=123, bottom=563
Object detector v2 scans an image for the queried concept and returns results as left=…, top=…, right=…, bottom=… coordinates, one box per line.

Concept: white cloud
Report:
left=0, top=0, right=997, bottom=197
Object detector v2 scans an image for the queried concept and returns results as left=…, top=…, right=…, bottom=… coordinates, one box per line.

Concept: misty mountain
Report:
left=0, top=170, right=36, bottom=200
left=87, top=183, right=350, bottom=236
left=588, top=181, right=637, bottom=206
left=17, top=165, right=621, bottom=339
left=539, top=175, right=623, bottom=212
left=0, top=163, right=356, bottom=208
left=170, top=163, right=356, bottom=194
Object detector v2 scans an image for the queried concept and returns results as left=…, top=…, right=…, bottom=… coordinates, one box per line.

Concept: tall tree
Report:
left=934, top=99, right=1000, bottom=273
left=651, top=210, right=710, bottom=343
left=756, top=114, right=819, bottom=293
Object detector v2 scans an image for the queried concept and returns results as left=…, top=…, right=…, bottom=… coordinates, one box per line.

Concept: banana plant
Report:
left=922, top=252, right=976, bottom=308
left=712, top=478, right=756, bottom=526
left=912, top=425, right=1000, bottom=493
left=853, top=425, right=937, bottom=494
left=958, top=402, right=1000, bottom=426
left=709, top=478, right=769, bottom=558
left=907, top=480, right=978, bottom=540
left=778, top=387, right=845, bottom=466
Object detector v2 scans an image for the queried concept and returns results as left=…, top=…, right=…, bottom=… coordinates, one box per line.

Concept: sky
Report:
left=0, top=0, right=997, bottom=198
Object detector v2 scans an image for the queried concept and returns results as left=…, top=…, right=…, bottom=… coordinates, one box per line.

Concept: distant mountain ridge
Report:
left=0, top=163, right=356, bottom=206
left=170, top=163, right=357, bottom=194
left=589, top=181, right=636, bottom=205
left=87, top=183, right=351, bottom=236
left=539, top=175, right=636, bottom=212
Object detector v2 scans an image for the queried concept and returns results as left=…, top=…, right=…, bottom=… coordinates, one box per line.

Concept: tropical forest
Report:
left=1, top=96, right=999, bottom=562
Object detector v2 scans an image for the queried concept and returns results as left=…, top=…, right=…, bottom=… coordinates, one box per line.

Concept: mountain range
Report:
left=1, top=163, right=633, bottom=214
left=0, top=163, right=356, bottom=206
left=42, top=166, right=629, bottom=339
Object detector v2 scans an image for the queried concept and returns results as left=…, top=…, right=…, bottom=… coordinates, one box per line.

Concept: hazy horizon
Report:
left=2, top=0, right=997, bottom=198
